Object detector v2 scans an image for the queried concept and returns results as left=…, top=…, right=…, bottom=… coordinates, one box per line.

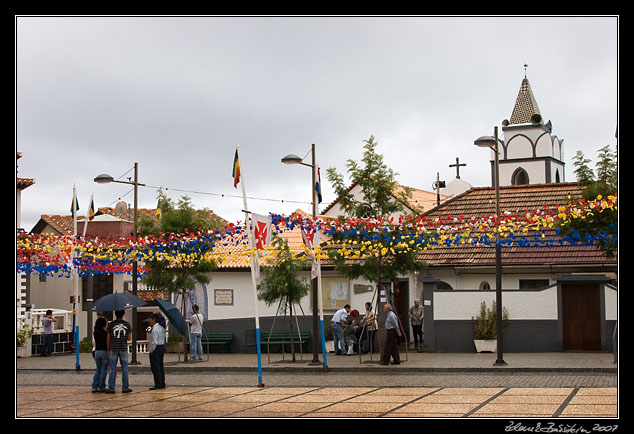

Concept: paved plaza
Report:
left=16, top=351, right=619, bottom=420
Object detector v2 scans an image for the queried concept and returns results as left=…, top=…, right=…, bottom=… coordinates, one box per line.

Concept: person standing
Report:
left=409, top=299, right=424, bottom=350
left=360, top=302, right=377, bottom=353
left=331, top=304, right=350, bottom=355
left=148, top=313, right=166, bottom=390
left=39, top=310, right=56, bottom=357
left=106, top=310, right=132, bottom=394
left=91, top=317, right=108, bottom=393
left=187, top=304, right=204, bottom=362
left=380, top=304, right=401, bottom=365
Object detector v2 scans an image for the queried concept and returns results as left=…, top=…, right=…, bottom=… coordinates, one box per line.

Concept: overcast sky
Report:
left=15, top=15, right=618, bottom=232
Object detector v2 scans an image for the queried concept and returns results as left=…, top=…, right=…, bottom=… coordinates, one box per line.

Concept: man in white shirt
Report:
left=187, top=304, right=204, bottom=362
left=148, top=314, right=166, bottom=390
left=331, top=304, right=351, bottom=355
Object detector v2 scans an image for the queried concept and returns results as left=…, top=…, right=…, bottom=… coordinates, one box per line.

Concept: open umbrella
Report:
left=155, top=298, right=188, bottom=336
left=89, top=292, right=147, bottom=312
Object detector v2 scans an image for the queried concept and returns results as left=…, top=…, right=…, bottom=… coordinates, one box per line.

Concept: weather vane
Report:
left=524, top=63, right=528, bottom=78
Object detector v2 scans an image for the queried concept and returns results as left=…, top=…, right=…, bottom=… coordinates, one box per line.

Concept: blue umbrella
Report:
left=89, top=292, right=147, bottom=312
left=155, top=298, right=188, bottom=336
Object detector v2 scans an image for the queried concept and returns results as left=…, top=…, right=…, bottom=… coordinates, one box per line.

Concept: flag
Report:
left=156, top=198, right=162, bottom=219
left=70, top=195, right=79, bottom=217
left=252, top=213, right=272, bottom=252
left=301, top=225, right=318, bottom=250
left=301, top=225, right=320, bottom=279
left=232, top=149, right=241, bottom=188
left=314, top=167, right=323, bottom=204
left=88, top=196, right=95, bottom=221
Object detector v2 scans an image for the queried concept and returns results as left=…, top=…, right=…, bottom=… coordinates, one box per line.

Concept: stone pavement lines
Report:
left=16, top=385, right=619, bottom=418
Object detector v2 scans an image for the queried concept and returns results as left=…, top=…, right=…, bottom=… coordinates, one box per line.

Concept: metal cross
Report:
left=449, top=157, right=466, bottom=179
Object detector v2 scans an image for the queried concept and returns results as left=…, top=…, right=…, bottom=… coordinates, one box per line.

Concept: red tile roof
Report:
left=418, top=182, right=616, bottom=268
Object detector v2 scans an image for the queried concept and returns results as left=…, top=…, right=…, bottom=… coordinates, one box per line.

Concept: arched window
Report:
left=438, top=281, right=453, bottom=290
left=555, top=169, right=561, bottom=183
left=511, top=167, right=530, bottom=185
left=479, top=281, right=491, bottom=290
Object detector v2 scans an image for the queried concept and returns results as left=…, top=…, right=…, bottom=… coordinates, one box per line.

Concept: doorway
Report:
left=562, top=283, right=601, bottom=351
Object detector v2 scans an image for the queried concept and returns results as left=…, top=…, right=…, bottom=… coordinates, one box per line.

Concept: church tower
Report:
left=494, top=71, right=565, bottom=186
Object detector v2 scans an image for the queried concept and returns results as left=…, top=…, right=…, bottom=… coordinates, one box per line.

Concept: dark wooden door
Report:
left=562, top=283, right=601, bottom=351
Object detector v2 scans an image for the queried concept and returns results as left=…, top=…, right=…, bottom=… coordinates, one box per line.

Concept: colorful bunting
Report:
left=16, top=193, right=616, bottom=278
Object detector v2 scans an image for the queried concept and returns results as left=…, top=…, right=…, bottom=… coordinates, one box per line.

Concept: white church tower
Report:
left=494, top=71, right=565, bottom=186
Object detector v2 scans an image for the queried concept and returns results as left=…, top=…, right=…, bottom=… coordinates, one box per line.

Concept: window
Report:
left=479, top=281, right=491, bottom=290
left=512, top=168, right=530, bottom=185
left=519, top=279, right=550, bottom=290
left=438, top=281, right=453, bottom=290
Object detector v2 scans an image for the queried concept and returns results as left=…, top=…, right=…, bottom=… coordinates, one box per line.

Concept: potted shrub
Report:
left=17, top=325, right=34, bottom=358
left=472, top=300, right=509, bottom=353
left=166, top=333, right=184, bottom=353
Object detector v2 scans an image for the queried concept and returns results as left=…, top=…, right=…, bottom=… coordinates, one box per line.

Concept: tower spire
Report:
left=509, top=68, right=541, bottom=125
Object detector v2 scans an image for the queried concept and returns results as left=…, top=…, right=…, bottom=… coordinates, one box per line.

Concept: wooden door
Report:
left=562, top=283, right=601, bottom=351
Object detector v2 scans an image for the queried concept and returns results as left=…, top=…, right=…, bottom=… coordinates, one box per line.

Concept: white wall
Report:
left=433, top=285, right=559, bottom=321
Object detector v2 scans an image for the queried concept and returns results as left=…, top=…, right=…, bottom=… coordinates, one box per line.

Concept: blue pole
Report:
left=255, top=327, right=263, bottom=386
left=320, top=319, right=328, bottom=368
left=75, top=320, right=80, bottom=370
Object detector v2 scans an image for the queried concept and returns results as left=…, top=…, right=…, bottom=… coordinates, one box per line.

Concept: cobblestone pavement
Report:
left=16, top=370, right=619, bottom=419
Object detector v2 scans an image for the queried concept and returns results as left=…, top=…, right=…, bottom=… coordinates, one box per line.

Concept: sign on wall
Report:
left=214, top=289, right=234, bottom=306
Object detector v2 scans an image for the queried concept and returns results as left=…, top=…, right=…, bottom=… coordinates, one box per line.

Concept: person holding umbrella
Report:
left=105, top=310, right=132, bottom=393
left=148, top=313, right=167, bottom=390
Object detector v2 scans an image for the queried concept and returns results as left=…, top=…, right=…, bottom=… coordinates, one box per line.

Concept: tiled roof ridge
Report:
left=321, top=180, right=443, bottom=215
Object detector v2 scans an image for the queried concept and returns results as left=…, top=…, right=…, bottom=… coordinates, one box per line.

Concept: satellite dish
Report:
left=114, top=201, right=128, bottom=215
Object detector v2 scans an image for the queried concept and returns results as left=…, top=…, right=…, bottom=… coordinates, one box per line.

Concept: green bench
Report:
left=261, top=330, right=311, bottom=362
left=201, top=332, right=233, bottom=356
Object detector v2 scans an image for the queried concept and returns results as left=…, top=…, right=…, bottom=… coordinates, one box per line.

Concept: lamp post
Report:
left=281, top=144, right=321, bottom=365
left=94, top=162, right=145, bottom=365
left=474, top=127, right=507, bottom=366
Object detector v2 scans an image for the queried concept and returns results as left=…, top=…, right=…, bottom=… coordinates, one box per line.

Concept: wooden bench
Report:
left=261, top=330, right=310, bottom=362
left=201, top=332, right=233, bottom=357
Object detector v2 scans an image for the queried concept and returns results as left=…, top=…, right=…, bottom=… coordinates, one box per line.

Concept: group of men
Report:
left=85, top=310, right=167, bottom=393
left=330, top=299, right=424, bottom=366
left=91, top=304, right=205, bottom=393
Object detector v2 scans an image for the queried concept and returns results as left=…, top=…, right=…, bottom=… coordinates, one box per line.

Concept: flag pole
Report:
left=82, top=193, right=93, bottom=237
left=236, top=145, right=264, bottom=387
left=312, top=160, right=328, bottom=372
left=317, top=258, right=328, bottom=371
left=72, top=185, right=80, bottom=371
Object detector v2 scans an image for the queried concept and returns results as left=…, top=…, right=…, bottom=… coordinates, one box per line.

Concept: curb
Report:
left=18, top=366, right=618, bottom=374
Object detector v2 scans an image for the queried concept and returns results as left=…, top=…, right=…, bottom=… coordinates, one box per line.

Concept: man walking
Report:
left=148, top=313, right=166, bottom=390
left=380, top=304, right=401, bottom=365
left=106, top=310, right=132, bottom=393
left=331, top=304, right=350, bottom=355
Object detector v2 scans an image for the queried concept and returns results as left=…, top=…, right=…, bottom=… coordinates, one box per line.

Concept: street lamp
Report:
left=281, top=144, right=321, bottom=366
left=94, top=163, right=145, bottom=365
left=474, top=127, right=507, bottom=366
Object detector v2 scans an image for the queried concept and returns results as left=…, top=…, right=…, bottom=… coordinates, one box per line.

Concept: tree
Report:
left=325, top=136, right=427, bottom=351
left=563, top=145, right=618, bottom=258
left=326, top=135, right=412, bottom=219
left=139, top=191, right=224, bottom=360
left=257, top=236, right=311, bottom=362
